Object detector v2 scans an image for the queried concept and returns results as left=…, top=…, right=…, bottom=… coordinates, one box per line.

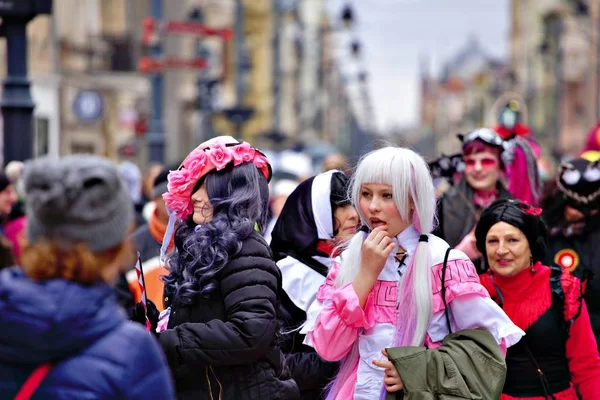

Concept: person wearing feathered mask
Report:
left=542, top=155, right=600, bottom=350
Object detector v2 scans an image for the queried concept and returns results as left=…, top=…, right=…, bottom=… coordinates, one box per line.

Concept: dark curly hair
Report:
left=162, top=162, right=270, bottom=305
left=474, top=199, right=548, bottom=269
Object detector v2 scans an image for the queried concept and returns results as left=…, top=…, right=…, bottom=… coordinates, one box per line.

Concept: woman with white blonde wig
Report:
left=302, top=146, right=524, bottom=399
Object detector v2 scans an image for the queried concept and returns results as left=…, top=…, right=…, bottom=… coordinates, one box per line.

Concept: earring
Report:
left=530, top=256, right=536, bottom=273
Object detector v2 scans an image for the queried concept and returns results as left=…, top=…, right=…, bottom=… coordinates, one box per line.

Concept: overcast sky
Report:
left=326, top=0, right=510, bottom=131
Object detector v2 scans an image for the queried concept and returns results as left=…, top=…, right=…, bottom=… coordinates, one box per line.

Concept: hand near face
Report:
left=372, top=349, right=404, bottom=393
left=360, top=227, right=396, bottom=279
left=353, top=227, right=395, bottom=308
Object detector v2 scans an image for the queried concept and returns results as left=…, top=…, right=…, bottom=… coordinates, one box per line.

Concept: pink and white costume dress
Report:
left=301, top=225, right=524, bottom=400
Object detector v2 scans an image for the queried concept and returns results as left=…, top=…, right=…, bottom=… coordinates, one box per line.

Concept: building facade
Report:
left=0, top=0, right=370, bottom=166
left=419, top=37, right=511, bottom=156
left=509, top=0, right=598, bottom=158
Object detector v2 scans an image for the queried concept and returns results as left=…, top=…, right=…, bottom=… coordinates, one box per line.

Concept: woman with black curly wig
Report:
left=156, top=136, right=299, bottom=399
left=475, top=199, right=600, bottom=399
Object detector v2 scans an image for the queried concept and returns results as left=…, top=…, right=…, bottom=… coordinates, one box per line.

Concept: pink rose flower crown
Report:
left=159, top=136, right=272, bottom=261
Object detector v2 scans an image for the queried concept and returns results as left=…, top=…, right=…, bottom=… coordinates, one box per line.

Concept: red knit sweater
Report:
left=480, top=264, right=600, bottom=400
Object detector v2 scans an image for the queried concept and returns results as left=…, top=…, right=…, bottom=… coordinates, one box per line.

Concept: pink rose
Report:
left=208, top=142, right=234, bottom=170
left=185, top=151, right=208, bottom=178
left=167, top=169, right=189, bottom=194
left=167, top=169, right=193, bottom=195
left=163, top=192, right=193, bottom=219
left=232, top=143, right=256, bottom=166
left=253, top=154, right=269, bottom=169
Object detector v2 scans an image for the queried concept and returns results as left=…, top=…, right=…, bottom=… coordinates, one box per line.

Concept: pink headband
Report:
left=163, top=136, right=272, bottom=220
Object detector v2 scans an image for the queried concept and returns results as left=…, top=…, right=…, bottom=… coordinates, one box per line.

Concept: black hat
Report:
left=556, top=157, right=600, bottom=211
left=270, top=170, right=349, bottom=274
left=152, top=165, right=177, bottom=199
left=475, top=199, right=548, bottom=266
left=330, top=171, right=351, bottom=207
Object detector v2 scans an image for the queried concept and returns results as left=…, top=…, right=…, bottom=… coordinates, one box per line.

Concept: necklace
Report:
left=473, top=189, right=497, bottom=208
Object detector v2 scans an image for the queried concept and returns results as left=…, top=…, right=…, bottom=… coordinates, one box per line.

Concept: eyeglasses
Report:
left=459, top=128, right=504, bottom=148
left=464, top=157, right=499, bottom=168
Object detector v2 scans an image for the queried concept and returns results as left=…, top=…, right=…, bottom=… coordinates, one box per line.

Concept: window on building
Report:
left=34, top=117, right=49, bottom=157
left=71, top=141, right=95, bottom=154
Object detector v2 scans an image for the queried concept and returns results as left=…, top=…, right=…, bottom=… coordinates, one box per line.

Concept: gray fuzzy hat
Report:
left=23, top=155, right=133, bottom=251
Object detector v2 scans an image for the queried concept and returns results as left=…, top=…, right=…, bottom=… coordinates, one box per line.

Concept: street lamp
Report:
left=351, top=40, right=361, bottom=58
left=341, top=5, right=354, bottom=28
left=571, top=0, right=589, bottom=16
left=357, top=71, right=368, bottom=83
left=539, top=12, right=563, bottom=160
left=147, top=0, right=165, bottom=164
left=0, top=0, right=52, bottom=165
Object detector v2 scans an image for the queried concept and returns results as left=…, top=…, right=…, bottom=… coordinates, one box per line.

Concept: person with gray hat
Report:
left=0, top=155, right=175, bottom=399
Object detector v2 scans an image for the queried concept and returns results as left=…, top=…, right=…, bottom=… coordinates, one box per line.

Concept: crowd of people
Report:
left=0, top=114, right=600, bottom=399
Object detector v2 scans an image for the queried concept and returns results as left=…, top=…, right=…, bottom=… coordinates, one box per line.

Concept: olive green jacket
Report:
left=385, top=329, right=506, bottom=400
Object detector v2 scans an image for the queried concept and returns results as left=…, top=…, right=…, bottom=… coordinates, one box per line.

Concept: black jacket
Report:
left=270, top=173, right=344, bottom=399
left=159, top=232, right=299, bottom=400
left=546, top=226, right=600, bottom=351
left=278, top=290, right=338, bottom=400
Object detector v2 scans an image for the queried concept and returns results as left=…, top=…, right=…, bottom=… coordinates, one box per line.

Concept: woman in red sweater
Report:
left=475, top=199, right=600, bottom=399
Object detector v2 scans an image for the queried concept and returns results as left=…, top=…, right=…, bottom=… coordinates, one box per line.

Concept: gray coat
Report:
left=434, top=179, right=512, bottom=248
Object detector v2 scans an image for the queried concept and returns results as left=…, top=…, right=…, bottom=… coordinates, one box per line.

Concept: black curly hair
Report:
left=474, top=199, right=549, bottom=268
left=162, top=162, right=270, bottom=305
